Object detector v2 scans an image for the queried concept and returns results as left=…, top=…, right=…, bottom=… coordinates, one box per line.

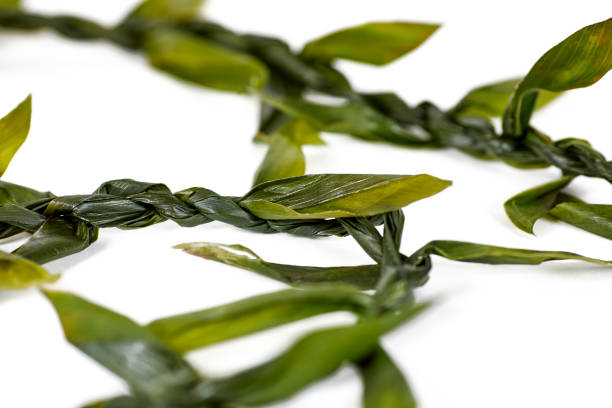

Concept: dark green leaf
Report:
left=358, top=346, right=416, bottom=408
left=44, top=290, right=201, bottom=403
left=418, top=240, right=609, bottom=265
left=0, top=180, right=53, bottom=206
left=125, top=0, right=204, bottom=22
left=145, top=28, right=268, bottom=93
left=239, top=174, right=451, bottom=220
left=504, top=18, right=612, bottom=135
left=193, top=302, right=430, bottom=406
left=0, top=95, right=31, bottom=177
left=550, top=202, right=612, bottom=240
left=504, top=175, right=574, bottom=234
left=148, top=287, right=374, bottom=353
left=175, top=242, right=380, bottom=289
left=452, top=78, right=558, bottom=119
left=302, top=22, right=439, bottom=66
left=0, top=251, right=58, bottom=289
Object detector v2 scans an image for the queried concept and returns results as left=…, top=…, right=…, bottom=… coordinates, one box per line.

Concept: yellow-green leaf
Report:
left=145, top=29, right=268, bottom=93
left=239, top=174, right=451, bottom=220
left=504, top=18, right=612, bottom=135
left=0, top=96, right=31, bottom=177
left=550, top=202, right=612, bottom=240
left=125, top=0, right=204, bottom=22
left=302, top=22, right=439, bottom=66
left=0, top=250, right=58, bottom=290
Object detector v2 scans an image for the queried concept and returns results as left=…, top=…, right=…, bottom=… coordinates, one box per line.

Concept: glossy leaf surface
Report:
left=148, top=287, right=374, bottom=353
left=302, top=22, right=439, bottom=66
left=504, top=175, right=574, bottom=234
left=504, top=18, right=612, bottom=135
left=0, top=251, right=58, bottom=289
left=240, top=174, right=451, bottom=220
left=0, top=96, right=31, bottom=177
left=145, top=29, right=268, bottom=93
left=193, top=302, right=430, bottom=406
left=550, top=202, right=612, bottom=240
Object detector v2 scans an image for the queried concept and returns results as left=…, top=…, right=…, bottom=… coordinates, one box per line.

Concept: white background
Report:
left=1, top=1, right=612, bottom=407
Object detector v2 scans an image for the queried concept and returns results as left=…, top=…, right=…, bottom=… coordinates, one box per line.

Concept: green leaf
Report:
left=260, top=93, right=432, bottom=145
left=550, top=202, right=612, bottom=240
left=0, top=96, right=31, bottom=177
left=125, top=0, right=204, bottom=22
left=452, top=78, right=559, bottom=119
left=358, top=346, right=417, bottom=408
left=504, top=175, right=574, bottom=234
left=302, top=22, right=439, bottom=66
left=253, top=120, right=323, bottom=186
left=239, top=174, right=451, bottom=220
left=504, top=18, right=612, bottom=135
left=0, top=180, right=53, bottom=206
left=175, top=242, right=380, bottom=289
left=0, top=251, right=58, bottom=289
left=145, top=28, right=268, bottom=93
left=44, top=291, right=201, bottom=403
left=418, top=240, right=610, bottom=265
left=193, top=302, right=430, bottom=406
left=148, top=287, right=374, bottom=353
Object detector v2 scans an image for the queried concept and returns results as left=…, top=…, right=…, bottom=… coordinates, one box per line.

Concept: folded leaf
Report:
left=176, top=242, right=380, bottom=289
left=125, top=0, right=204, bottom=22
left=193, top=302, right=430, bottom=406
left=451, top=78, right=558, bottom=118
left=302, top=22, right=439, bottom=66
left=0, top=95, right=31, bottom=177
left=504, top=18, right=612, bottom=135
left=0, top=180, right=53, bottom=206
left=418, top=240, right=609, bottom=265
left=148, top=287, right=374, bottom=353
left=504, top=175, right=574, bottom=234
left=239, top=174, right=451, bottom=220
left=44, top=291, right=201, bottom=403
left=145, top=29, right=268, bottom=93
left=358, top=346, right=417, bottom=408
left=550, top=202, right=612, bottom=240
left=0, top=251, right=58, bottom=289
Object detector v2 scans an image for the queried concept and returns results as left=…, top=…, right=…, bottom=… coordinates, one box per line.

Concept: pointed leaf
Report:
left=145, top=29, right=268, bottom=93
left=0, top=96, right=31, bottom=177
left=44, top=291, right=201, bottom=403
left=193, top=302, right=430, bottom=406
left=148, top=287, right=374, bottom=353
left=504, top=175, right=574, bottom=234
left=239, top=174, right=451, bottom=220
left=176, top=242, right=380, bottom=289
left=550, top=202, right=612, bottom=240
left=504, top=18, right=612, bottom=135
left=419, top=240, right=609, bottom=265
left=0, top=180, right=53, bottom=206
left=125, top=0, right=204, bottom=22
left=302, top=22, right=439, bottom=66
left=0, top=251, right=58, bottom=289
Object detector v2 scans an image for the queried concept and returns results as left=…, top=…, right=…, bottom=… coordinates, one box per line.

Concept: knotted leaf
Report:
left=145, top=28, right=268, bottom=93
left=148, top=287, right=374, bottom=353
left=0, top=95, right=31, bottom=177
left=0, top=251, right=58, bottom=289
left=302, top=22, right=439, bottom=66
left=239, top=174, right=451, bottom=220
left=549, top=202, right=612, bottom=240
left=503, top=18, right=612, bottom=135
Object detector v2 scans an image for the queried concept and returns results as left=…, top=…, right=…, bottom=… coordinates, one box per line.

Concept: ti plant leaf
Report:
left=415, top=240, right=610, bottom=265
left=0, top=251, right=58, bottom=289
left=192, top=302, right=431, bottom=406
left=253, top=120, right=323, bottom=185
left=503, top=18, right=612, bottom=135
left=358, top=346, right=417, bottom=408
left=148, top=286, right=375, bottom=353
left=504, top=175, right=575, bottom=234
left=175, top=242, right=380, bottom=289
left=44, top=291, right=202, bottom=405
left=301, top=22, right=439, bottom=66
left=144, top=28, right=268, bottom=93
left=125, top=0, right=205, bottom=22
left=550, top=202, right=612, bottom=240
left=451, top=78, right=559, bottom=119
left=239, top=174, right=451, bottom=220
left=0, top=95, right=31, bottom=177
